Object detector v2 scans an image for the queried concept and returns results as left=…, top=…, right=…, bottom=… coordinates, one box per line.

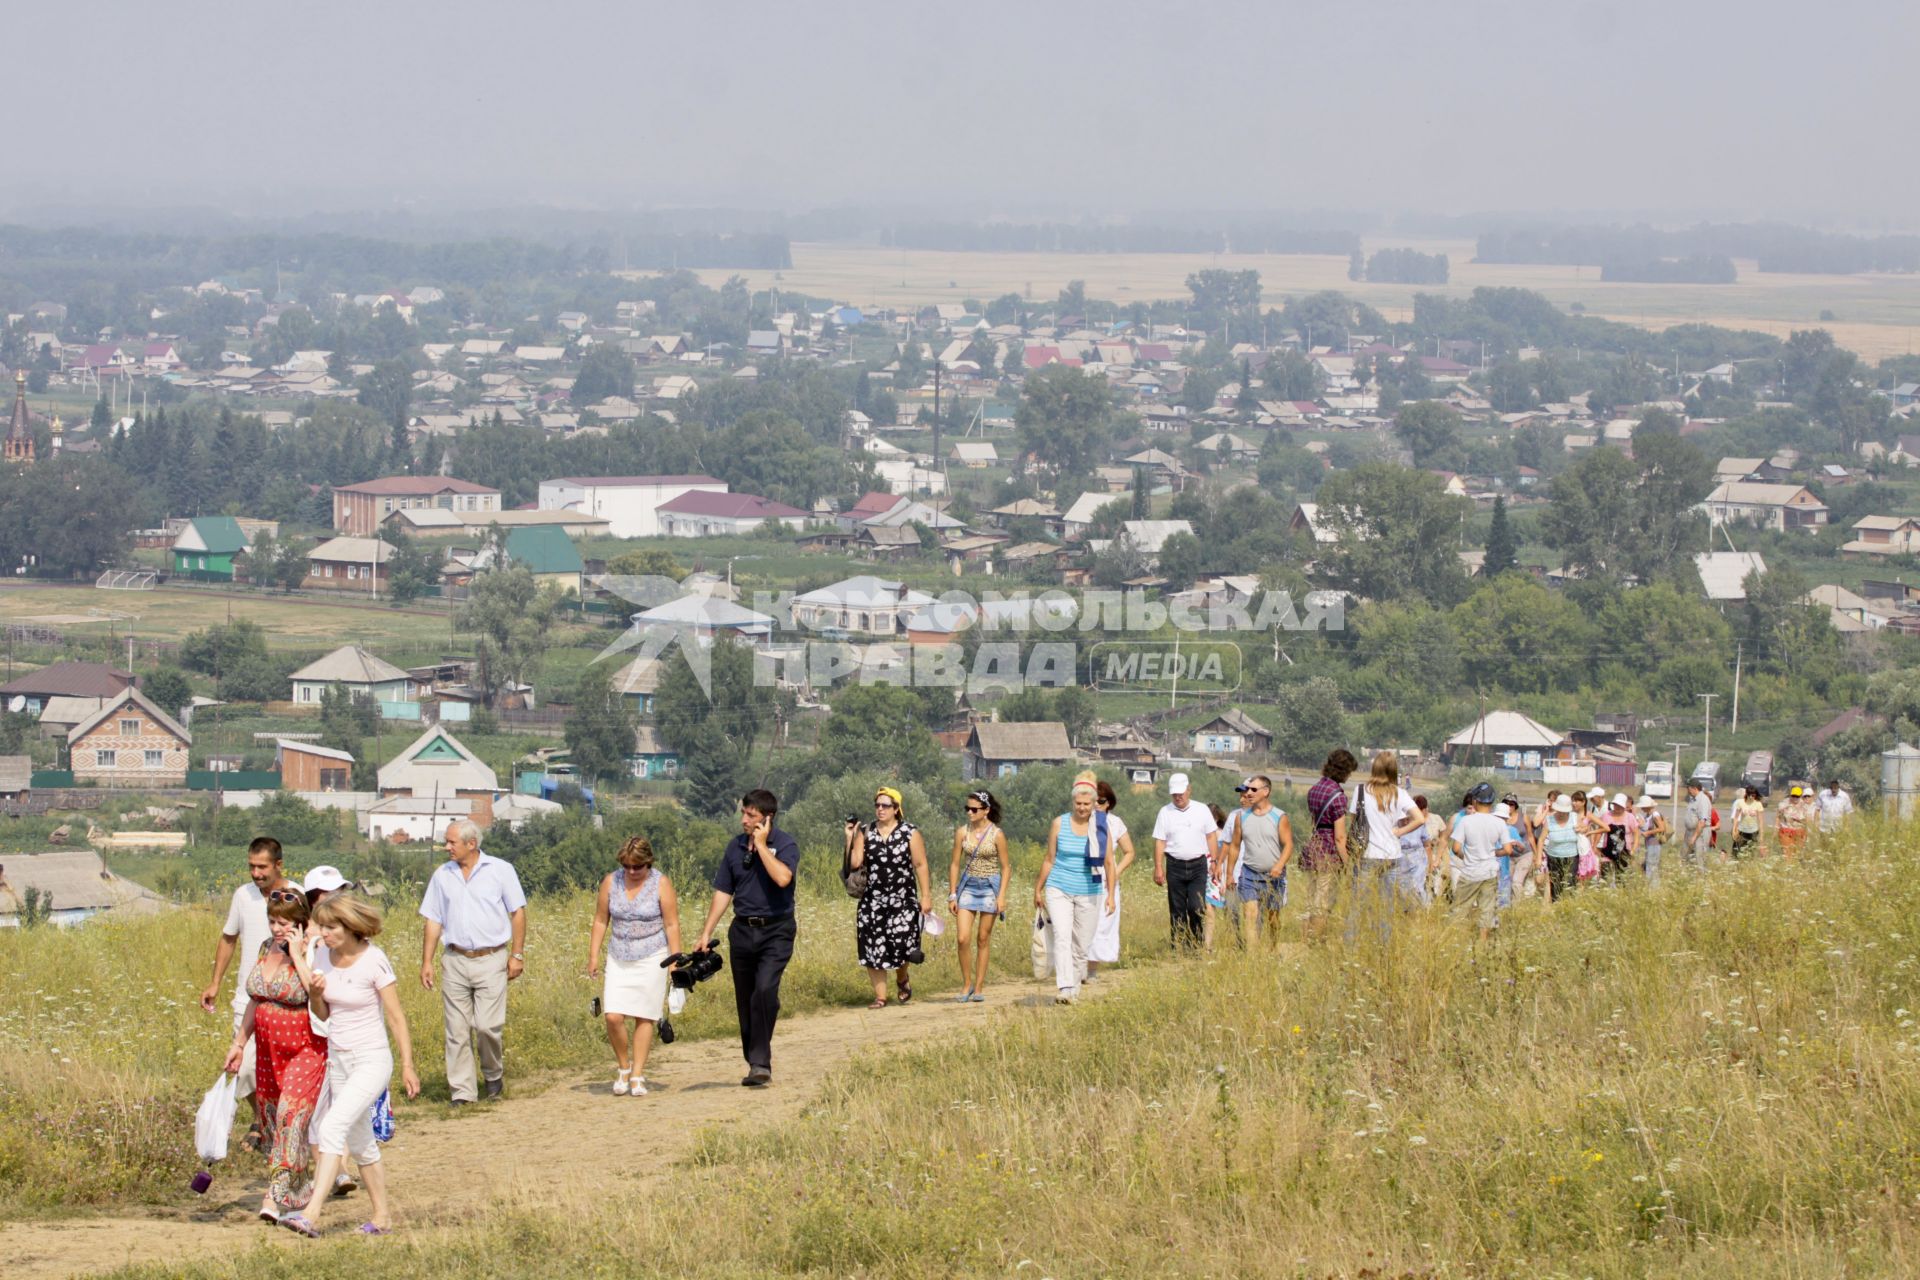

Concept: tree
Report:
left=273, top=537, right=310, bottom=593
left=1017, top=365, right=1113, bottom=481
left=808, top=684, right=946, bottom=790
left=572, top=343, right=637, bottom=407
left=1540, top=420, right=1710, bottom=587
left=1393, top=400, right=1466, bottom=470
left=606, top=548, right=687, bottom=581
left=1315, top=464, right=1473, bottom=605
left=143, top=667, right=193, bottom=720
left=1487, top=359, right=1535, bottom=412
left=1155, top=530, right=1206, bottom=587
left=180, top=619, right=270, bottom=677
left=384, top=530, right=442, bottom=605
left=565, top=660, right=641, bottom=786
left=1186, top=268, right=1261, bottom=333
left=456, top=566, right=561, bottom=707
left=1264, top=350, right=1323, bottom=401
left=655, top=637, right=774, bottom=781
left=681, top=721, right=749, bottom=818
left=356, top=358, right=413, bottom=431
left=1483, top=496, right=1518, bottom=578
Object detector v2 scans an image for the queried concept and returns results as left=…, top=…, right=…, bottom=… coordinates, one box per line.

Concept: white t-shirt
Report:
left=1358, top=785, right=1417, bottom=860
left=1152, top=801, right=1218, bottom=862
left=1816, top=789, right=1853, bottom=831
left=221, top=879, right=302, bottom=1015
left=315, top=944, right=397, bottom=1054
left=1104, top=813, right=1130, bottom=846
left=1452, top=812, right=1510, bottom=884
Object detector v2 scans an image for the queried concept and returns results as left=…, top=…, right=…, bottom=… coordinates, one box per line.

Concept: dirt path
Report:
left=2, top=978, right=1112, bottom=1278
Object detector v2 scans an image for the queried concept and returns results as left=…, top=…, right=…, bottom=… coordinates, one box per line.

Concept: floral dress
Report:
left=855, top=820, right=921, bottom=970
left=246, top=945, right=328, bottom=1212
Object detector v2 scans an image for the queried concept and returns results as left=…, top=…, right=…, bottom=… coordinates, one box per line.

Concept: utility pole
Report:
left=1697, top=693, right=1717, bottom=773
left=1665, top=741, right=1690, bottom=836
left=1730, top=641, right=1743, bottom=733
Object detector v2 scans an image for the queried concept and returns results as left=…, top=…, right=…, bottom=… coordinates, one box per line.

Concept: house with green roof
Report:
left=504, top=525, right=583, bottom=597
left=171, top=516, right=251, bottom=581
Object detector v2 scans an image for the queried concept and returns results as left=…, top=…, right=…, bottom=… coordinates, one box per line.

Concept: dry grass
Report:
left=683, top=241, right=1920, bottom=359
left=89, top=819, right=1920, bottom=1278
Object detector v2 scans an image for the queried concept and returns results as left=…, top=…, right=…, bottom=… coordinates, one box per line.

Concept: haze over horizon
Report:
left=10, top=0, right=1915, bottom=231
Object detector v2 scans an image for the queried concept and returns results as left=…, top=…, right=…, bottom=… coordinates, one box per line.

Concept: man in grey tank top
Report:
left=1223, top=775, right=1293, bottom=943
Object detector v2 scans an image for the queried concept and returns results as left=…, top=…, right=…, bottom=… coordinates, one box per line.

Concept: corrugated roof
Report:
left=656, top=491, right=806, bottom=519
left=308, top=536, right=398, bottom=565
left=505, top=525, right=584, bottom=575
left=0, top=661, right=135, bottom=699
left=377, top=725, right=498, bottom=796
left=289, top=645, right=412, bottom=685
left=173, top=515, right=250, bottom=555
left=333, top=476, right=498, bottom=496
left=0, top=851, right=166, bottom=917
left=1695, top=551, right=1767, bottom=602
left=970, top=721, right=1074, bottom=761
left=277, top=739, right=356, bottom=763
left=1445, top=711, right=1564, bottom=750
left=67, top=687, right=191, bottom=747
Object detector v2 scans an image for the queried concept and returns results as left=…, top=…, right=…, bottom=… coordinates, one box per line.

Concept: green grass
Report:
left=87, top=817, right=1920, bottom=1278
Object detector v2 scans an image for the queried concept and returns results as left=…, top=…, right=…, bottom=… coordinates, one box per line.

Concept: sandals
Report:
left=357, top=1223, right=391, bottom=1236
left=613, top=1068, right=632, bottom=1096
left=866, top=997, right=888, bottom=1009
left=954, top=989, right=974, bottom=1003
left=629, top=1075, right=649, bottom=1097
left=241, top=1127, right=268, bottom=1155
left=280, top=1213, right=319, bottom=1239
left=897, top=980, right=913, bottom=1005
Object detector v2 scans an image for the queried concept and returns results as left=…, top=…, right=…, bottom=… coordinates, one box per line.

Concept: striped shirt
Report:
left=1046, top=819, right=1103, bottom=896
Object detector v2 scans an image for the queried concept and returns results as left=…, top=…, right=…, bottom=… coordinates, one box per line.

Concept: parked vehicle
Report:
left=1644, top=760, right=1675, bottom=799
left=1741, top=751, right=1774, bottom=798
left=1690, top=761, right=1722, bottom=795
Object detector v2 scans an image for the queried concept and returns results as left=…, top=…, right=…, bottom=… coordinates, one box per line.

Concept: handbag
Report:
left=1346, top=785, right=1371, bottom=861
left=371, top=1089, right=395, bottom=1143
left=1030, top=909, right=1054, bottom=980
left=841, top=826, right=869, bottom=899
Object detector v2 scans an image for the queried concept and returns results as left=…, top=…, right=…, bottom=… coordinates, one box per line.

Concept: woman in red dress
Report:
left=224, top=889, right=328, bottom=1221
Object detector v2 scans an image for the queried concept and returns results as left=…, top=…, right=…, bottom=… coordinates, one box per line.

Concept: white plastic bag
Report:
left=1030, top=911, right=1054, bottom=981
left=667, top=986, right=687, bottom=1016
left=194, top=1073, right=238, bottom=1162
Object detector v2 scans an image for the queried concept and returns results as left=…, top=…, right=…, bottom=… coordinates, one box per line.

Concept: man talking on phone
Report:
left=694, top=789, right=801, bottom=1087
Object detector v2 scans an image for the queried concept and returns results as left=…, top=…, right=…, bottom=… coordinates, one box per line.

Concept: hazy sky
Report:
left=12, top=1, right=1914, bottom=227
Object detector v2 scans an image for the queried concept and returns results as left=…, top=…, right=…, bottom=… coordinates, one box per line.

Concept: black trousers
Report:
left=1165, top=856, right=1208, bottom=948
left=728, top=914, right=796, bottom=1070
left=1547, top=854, right=1578, bottom=901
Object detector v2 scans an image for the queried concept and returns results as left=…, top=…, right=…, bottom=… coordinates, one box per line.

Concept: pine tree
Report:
left=1484, top=496, right=1518, bottom=578
left=681, top=722, right=746, bottom=818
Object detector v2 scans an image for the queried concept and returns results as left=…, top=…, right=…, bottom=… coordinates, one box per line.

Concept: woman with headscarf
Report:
left=1085, top=779, right=1138, bottom=980
left=946, top=789, right=1010, bottom=1002
left=1034, top=771, right=1117, bottom=1004
left=848, top=786, right=932, bottom=1008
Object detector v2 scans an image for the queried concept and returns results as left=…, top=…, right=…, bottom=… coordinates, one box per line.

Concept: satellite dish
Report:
left=6, top=696, right=24, bottom=714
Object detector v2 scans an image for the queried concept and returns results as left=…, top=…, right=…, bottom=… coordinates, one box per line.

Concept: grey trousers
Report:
left=441, top=948, right=509, bottom=1101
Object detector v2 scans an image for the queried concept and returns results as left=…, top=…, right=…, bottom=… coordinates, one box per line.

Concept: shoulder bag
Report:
left=841, top=825, right=869, bottom=899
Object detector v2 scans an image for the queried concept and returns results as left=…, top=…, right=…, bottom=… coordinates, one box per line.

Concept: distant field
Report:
left=684, top=240, right=1920, bottom=360
left=0, top=584, right=461, bottom=651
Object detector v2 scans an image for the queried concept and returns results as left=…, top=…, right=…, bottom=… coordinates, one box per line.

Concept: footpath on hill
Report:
left=4, top=974, right=1129, bottom=1279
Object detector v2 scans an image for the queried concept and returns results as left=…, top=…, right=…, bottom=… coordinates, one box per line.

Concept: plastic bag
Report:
left=1030, top=910, right=1053, bottom=980
left=667, top=986, right=687, bottom=1016
left=371, top=1089, right=394, bottom=1143
left=194, top=1073, right=238, bottom=1162
left=1576, top=835, right=1600, bottom=882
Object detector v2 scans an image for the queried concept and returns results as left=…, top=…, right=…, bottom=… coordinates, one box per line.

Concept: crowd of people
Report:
left=201, top=767, right=1860, bottom=1233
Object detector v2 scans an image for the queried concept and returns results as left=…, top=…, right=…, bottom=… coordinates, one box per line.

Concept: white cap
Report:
left=1168, top=772, right=1191, bottom=795
left=1587, top=787, right=1606, bottom=800
left=1493, top=802, right=1512, bottom=819
left=1610, top=793, right=1629, bottom=808
left=303, top=864, right=348, bottom=894
left=1635, top=795, right=1656, bottom=809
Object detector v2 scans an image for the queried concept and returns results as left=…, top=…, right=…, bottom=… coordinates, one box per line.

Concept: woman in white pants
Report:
left=1084, top=779, right=1136, bottom=981
left=1034, top=773, right=1116, bottom=1004
left=281, top=892, right=420, bottom=1238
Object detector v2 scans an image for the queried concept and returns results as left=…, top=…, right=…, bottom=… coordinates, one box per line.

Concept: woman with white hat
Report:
left=1636, top=796, right=1671, bottom=882
left=1539, top=794, right=1582, bottom=900
left=1596, top=794, right=1637, bottom=884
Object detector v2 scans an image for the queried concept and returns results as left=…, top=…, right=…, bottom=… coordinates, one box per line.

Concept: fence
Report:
left=186, top=770, right=282, bottom=791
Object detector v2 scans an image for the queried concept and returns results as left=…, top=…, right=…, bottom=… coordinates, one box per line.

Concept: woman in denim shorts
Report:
left=946, top=790, right=1010, bottom=1002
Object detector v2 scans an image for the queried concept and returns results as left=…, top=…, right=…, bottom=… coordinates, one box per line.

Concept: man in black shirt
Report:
left=695, top=788, right=801, bottom=1087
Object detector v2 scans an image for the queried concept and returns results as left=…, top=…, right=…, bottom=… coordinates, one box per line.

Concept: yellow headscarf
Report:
left=875, top=786, right=905, bottom=817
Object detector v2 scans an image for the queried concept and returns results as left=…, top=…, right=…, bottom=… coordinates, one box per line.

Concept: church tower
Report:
left=2, top=370, right=32, bottom=465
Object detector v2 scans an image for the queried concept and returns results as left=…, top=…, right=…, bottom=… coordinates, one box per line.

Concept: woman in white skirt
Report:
left=1085, top=779, right=1137, bottom=981
left=587, top=836, right=680, bottom=1097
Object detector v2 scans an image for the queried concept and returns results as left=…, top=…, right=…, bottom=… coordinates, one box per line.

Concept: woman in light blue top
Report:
left=1033, top=772, right=1116, bottom=1004
left=587, top=837, right=681, bottom=1098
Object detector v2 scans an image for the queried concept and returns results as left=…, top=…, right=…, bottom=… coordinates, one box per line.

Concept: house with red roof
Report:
left=535, top=474, right=727, bottom=538
left=657, top=491, right=808, bottom=537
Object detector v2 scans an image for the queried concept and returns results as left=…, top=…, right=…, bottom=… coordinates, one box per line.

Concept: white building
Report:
left=537, top=474, right=728, bottom=538
left=656, top=491, right=809, bottom=538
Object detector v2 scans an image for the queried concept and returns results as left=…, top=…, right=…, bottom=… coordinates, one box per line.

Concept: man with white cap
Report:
left=1151, top=772, right=1218, bottom=950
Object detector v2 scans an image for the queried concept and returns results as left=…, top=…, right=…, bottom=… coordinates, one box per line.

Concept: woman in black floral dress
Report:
left=847, top=786, right=932, bottom=1007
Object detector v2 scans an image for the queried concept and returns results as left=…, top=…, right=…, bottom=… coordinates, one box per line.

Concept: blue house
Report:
left=628, top=724, right=681, bottom=780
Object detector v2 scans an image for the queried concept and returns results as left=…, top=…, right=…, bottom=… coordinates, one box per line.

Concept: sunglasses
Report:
left=267, top=888, right=304, bottom=903
left=965, top=805, right=986, bottom=813
left=874, top=799, right=896, bottom=809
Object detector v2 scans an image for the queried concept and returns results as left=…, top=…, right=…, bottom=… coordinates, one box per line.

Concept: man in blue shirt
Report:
left=695, top=789, right=801, bottom=1088
left=419, top=818, right=528, bottom=1104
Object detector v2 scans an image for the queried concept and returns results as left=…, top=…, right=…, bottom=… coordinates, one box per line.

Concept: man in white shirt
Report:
left=420, top=818, right=528, bottom=1104
left=1151, top=772, right=1218, bottom=950
left=1450, top=784, right=1508, bottom=943
left=198, top=837, right=301, bottom=1147
left=1816, top=780, right=1855, bottom=834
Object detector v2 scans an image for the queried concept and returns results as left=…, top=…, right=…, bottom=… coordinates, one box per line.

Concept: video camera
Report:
left=660, top=943, right=725, bottom=990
